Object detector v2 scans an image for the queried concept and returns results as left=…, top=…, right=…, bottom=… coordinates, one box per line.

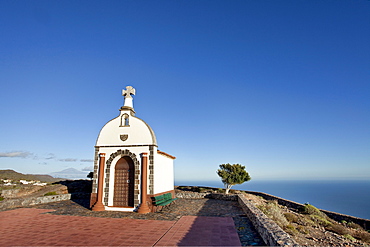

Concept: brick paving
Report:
left=0, top=208, right=240, bottom=246
left=0, top=208, right=175, bottom=246
left=0, top=197, right=265, bottom=246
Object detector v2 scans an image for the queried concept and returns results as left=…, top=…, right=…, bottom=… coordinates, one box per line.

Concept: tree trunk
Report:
left=225, top=184, right=232, bottom=194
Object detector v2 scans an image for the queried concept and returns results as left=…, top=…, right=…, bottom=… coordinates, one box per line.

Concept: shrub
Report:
left=0, top=196, right=4, bottom=201
left=347, top=222, right=363, bottom=230
left=352, top=230, right=370, bottom=243
left=177, top=186, right=192, bottom=191
left=310, top=215, right=332, bottom=227
left=258, top=201, right=289, bottom=228
left=284, top=224, right=298, bottom=235
left=297, top=225, right=309, bottom=234
left=325, top=223, right=350, bottom=235
left=198, top=187, right=212, bottom=193
left=44, top=191, right=58, bottom=196
left=285, top=224, right=295, bottom=230
left=217, top=188, right=224, bottom=193
left=302, top=216, right=315, bottom=226
left=284, top=212, right=299, bottom=223
left=343, top=234, right=356, bottom=241
left=198, top=187, right=206, bottom=193
left=191, top=187, right=201, bottom=192
left=300, top=204, right=326, bottom=218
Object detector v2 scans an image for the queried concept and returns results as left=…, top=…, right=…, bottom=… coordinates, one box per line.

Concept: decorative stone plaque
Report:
left=120, top=134, right=128, bottom=142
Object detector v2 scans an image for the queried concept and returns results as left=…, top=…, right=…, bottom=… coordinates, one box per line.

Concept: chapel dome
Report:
left=95, top=110, right=157, bottom=146
left=95, top=86, right=157, bottom=147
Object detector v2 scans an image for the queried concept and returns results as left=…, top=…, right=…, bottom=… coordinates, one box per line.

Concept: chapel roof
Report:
left=157, top=150, right=176, bottom=160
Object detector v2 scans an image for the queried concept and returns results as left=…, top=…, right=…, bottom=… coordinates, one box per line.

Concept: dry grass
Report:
left=296, top=225, right=309, bottom=234
left=347, top=222, right=364, bottom=230
left=257, top=200, right=289, bottom=229
left=253, top=198, right=369, bottom=246
left=352, top=230, right=370, bottom=243
left=310, top=214, right=332, bottom=227
left=325, top=223, right=351, bottom=235
left=284, top=224, right=298, bottom=235
left=284, top=212, right=299, bottom=223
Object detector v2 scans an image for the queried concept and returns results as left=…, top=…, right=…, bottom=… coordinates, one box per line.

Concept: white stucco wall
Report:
left=153, top=152, right=174, bottom=194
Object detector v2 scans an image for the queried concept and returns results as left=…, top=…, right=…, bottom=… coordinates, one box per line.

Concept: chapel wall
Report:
left=153, top=153, right=174, bottom=194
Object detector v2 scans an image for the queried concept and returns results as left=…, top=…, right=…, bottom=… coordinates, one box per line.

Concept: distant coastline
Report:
left=175, top=179, right=370, bottom=220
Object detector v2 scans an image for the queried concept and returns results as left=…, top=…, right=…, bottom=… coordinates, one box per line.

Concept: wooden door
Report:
left=113, top=157, right=134, bottom=207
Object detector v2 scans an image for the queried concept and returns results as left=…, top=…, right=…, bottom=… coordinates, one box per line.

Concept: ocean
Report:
left=175, top=180, right=370, bottom=220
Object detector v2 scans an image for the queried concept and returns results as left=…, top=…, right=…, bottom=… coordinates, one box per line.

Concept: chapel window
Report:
left=120, top=113, right=130, bottom=127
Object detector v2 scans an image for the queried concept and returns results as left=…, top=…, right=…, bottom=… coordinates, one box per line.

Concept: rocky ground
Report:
left=243, top=193, right=370, bottom=247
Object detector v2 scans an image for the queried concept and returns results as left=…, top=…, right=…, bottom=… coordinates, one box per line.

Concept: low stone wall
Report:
left=208, top=193, right=238, bottom=201
left=175, top=192, right=239, bottom=200
left=175, top=191, right=211, bottom=199
left=238, top=194, right=297, bottom=246
left=246, top=191, right=370, bottom=230
left=1, top=189, right=21, bottom=198
left=0, top=194, right=71, bottom=210
left=1, top=186, right=44, bottom=198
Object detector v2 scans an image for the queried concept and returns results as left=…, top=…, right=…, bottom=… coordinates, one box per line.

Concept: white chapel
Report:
left=90, top=86, right=176, bottom=213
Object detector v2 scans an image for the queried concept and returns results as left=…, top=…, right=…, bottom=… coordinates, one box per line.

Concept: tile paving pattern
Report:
left=0, top=208, right=175, bottom=246
left=0, top=197, right=265, bottom=246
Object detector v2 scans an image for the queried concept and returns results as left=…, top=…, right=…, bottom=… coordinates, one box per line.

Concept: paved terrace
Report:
left=0, top=198, right=265, bottom=246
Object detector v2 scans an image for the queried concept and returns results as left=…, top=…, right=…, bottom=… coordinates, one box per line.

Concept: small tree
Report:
left=217, top=163, right=251, bottom=194
left=87, top=172, right=94, bottom=180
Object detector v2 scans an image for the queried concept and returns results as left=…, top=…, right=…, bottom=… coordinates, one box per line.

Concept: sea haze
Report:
left=175, top=180, right=370, bottom=220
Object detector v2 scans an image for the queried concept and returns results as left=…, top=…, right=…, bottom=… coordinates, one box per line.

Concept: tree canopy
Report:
left=87, top=172, right=94, bottom=180
left=216, top=163, right=251, bottom=194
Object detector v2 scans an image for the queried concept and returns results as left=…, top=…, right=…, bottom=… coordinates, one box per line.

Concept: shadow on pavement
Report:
left=176, top=198, right=266, bottom=246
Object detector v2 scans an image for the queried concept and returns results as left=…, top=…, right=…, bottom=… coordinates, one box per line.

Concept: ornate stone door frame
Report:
left=105, top=149, right=140, bottom=208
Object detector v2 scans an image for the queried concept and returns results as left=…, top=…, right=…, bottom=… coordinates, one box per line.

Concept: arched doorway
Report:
left=113, top=156, right=135, bottom=207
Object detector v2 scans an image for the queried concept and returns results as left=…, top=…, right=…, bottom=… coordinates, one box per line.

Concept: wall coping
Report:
left=238, top=194, right=298, bottom=246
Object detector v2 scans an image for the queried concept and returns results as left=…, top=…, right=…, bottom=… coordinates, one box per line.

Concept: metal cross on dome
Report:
left=122, top=86, right=136, bottom=99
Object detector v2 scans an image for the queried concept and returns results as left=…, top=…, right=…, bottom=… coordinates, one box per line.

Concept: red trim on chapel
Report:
left=157, top=150, right=176, bottom=160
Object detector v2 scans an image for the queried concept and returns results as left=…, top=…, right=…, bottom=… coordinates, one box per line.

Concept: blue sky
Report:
left=0, top=0, right=369, bottom=182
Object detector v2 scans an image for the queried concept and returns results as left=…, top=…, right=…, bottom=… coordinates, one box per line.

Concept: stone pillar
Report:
left=92, top=153, right=106, bottom=211
left=137, top=152, right=150, bottom=214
